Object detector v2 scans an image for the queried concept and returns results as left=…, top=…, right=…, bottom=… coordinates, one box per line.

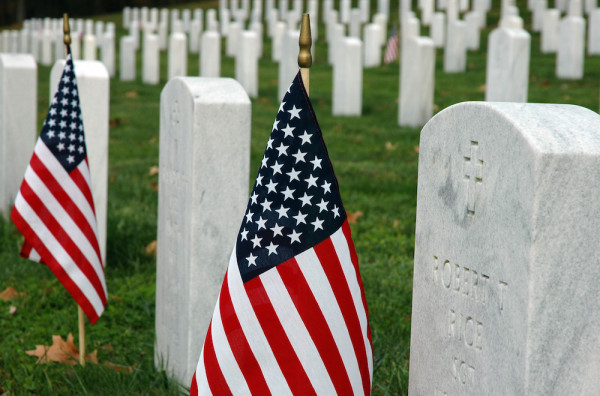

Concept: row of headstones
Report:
left=117, top=2, right=393, bottom=116
left=400, top=0, right=600, bottom=126
left=0, top=54, right=110, bottom=262
left=0, top=18, right=116, bottom=77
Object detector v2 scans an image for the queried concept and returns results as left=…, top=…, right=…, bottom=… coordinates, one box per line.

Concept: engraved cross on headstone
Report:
left=463, top=140, right=483, bottom=216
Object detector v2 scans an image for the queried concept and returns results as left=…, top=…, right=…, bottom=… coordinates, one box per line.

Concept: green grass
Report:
left=2, top=0, right=600, bottom=394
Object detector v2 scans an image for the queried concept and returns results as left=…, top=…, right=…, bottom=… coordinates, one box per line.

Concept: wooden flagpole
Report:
left=63, top=13, right=86, bottom=367
left=298, top=14, right=312, bottom=96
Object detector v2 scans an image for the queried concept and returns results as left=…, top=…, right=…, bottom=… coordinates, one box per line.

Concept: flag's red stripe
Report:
left=29, top=153, right=102, bottom=262
left=10, top=208, right=100, bottom=324
left=190, top=373, right=198, bottom=396
left=203, top=323, right=233, bottom=396
left=18, top=180, right=107, bottom=306
left=71, top=161, right=96, bottom=216
left=219, top=272, right=271, bottom=395
left=277, top=258, right=354, bottom=395
left=315, top=236, right=372, bottom=395
left=342, top=221, right=373, bottom=356
left=20, top=241, right=33, bottom=258
left=245, top=276, right=317, bottom=395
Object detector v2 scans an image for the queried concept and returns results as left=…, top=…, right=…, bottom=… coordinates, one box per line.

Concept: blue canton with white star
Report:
left=40, top=48, right=87, bottom=173
left=236, top=72, right=346, bottom=283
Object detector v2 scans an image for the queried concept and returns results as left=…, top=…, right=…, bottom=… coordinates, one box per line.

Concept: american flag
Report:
left=190, top=71, right=373, bottom=395
left=11, top=47, right=107, bottom=325
left=384, top=25, right=399, bottom=64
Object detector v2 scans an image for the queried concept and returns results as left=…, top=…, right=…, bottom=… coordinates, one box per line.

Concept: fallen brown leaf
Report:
left=413, top=146, right=420, bottom=153
left=145, top=240, right=157, bottom=256
left=125, top=91, right=138, bottom=98
left=393, top=220, right=400, bottom=228
left=385, top=141, right=397, bottom=151
left=148, top=166, right=159, bottom=176
left=109, top=118, right=121, bottom=127
left=0, top=286, right=25, bottom=301
left=26, top=333, right=97, bottom=365
left=477, top=84, right=486, bottom=92
left=101, top=343, right=114, bottom=351
left=104, top=361, right=135, bottom=373
left=347, top=211, right=363, bottom=224
left=151, top=181, right=158, bottom=192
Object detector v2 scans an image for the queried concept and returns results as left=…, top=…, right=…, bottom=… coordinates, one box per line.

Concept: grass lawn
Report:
left=1, top=0, right=599, bottom=394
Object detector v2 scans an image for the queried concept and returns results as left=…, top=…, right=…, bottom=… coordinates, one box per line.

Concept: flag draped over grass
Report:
left=11, top=47, right=107, bottom=324
left=191, top=71, right=373, bottom=395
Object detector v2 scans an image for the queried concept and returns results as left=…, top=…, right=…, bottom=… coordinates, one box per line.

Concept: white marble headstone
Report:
left=410, top=101, right=600, bottom=395
left=168, top=32, right=187, bottom=80
left=155, top=77, right=251, bottom=387
left=399, top=36, right=435, bottom=127
left=485, top=27, right=530, bottom=102
left=120, top=36, right=136, bottom=81
left=0, top=54, right=37, bottom=216
left=556, top=15, right=585, bottom=79
left=200, top=31, right=221, bottom=77
left=332, top=37, right=363, bottom=116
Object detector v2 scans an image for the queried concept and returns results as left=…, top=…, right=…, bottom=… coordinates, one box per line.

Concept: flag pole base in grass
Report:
left=78, top=305, right=85, bottom=366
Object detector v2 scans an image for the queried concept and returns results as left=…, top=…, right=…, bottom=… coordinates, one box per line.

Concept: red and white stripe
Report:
left=191, top=220, right=373, bottom=395
left=11, top=139, right=107, bottom=324
left=384, top=34, right=399, bottom=64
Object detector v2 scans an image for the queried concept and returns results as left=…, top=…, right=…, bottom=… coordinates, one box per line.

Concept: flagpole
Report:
left=63, top=12, right=86, bottom=367
left=298, top=14, right=312, bottom=96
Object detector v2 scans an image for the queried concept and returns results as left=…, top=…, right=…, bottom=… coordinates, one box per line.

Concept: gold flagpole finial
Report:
left=298, top=14, right=312, bottom=95
left=63, top=13, right=71, bottom=46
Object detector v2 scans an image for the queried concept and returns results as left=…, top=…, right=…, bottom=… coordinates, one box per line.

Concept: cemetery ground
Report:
left=2, top=1, right=600, bottom=395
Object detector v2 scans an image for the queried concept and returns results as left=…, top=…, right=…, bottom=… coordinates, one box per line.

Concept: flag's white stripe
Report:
left=296, top=246, right=365, bottom=395
left=331, top=227, right=374, bottom=381
left=227, top=250, right=293, bottom=396
left=210, top=294, right=252, bottom=394
left=194, top=348, right=213, bottom=396
left=260, top=267, right=337, bottom=395
left=75, top=160, right=101, bottom=236
left=24, top=165, right=104, bottom=283
left=29, top=248, right=41, bottom=262
left=14, top=194, right=104, bottom=316
left=35, top=141, right=98, bottom=232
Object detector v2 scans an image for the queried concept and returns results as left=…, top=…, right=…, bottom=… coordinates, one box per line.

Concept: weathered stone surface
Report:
left=410, top=101, right=600, bottom=396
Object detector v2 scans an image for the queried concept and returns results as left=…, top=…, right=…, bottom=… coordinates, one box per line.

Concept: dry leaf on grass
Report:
left=104, top=361, right=136, bottom=373
left=26, top=333, right=97, bottom=365
left=148, top=166, right=159, bottom=176
left=477, top=84, right=486, bottom=92
left=109, top=118, right=121, bottom=127
left=347, top=211, right=363, bottom=224
left=413, top=146, right=420, bottom=153
left=125, top=91, right=138, bottom=98
left=385, top=141, right=397, bottom=151
left=0, top=286, right=26, bottom=301
left=145, top=240, right=157, bottom=256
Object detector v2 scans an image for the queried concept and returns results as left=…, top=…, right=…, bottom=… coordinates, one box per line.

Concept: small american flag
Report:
left=384, top=25, right=399, bottom=64
left=190, top=71, right=373, bottom=395
left=11, top=47, right=107, bottom=324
